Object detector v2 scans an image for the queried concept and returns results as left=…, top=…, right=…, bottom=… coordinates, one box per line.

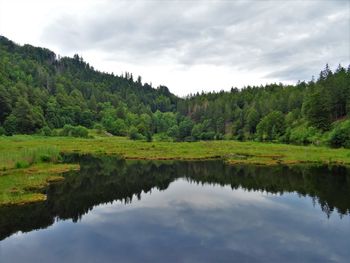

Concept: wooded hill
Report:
left=0, top=36, right=349, bottom=147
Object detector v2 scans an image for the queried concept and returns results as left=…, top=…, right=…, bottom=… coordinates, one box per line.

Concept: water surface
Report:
left=1, top=156, right=350, bottom=262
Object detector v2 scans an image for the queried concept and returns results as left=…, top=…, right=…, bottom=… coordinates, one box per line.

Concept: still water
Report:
left=1, top=155, right=350, bottom=262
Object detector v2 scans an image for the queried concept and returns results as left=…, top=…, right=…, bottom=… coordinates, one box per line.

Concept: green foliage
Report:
left=15, top=161, right=30, bottom=169
left=303, top=87, right=331, bottom=130
left=41, top=126, right=52, bottom=136
left=0, top=85, right=12, bottom=124
left=179, top=118, right=194, bottom=140
left=191, top=124, right=203, bottom=140
left=288, top=124, right=322, bottom=145
left=12, top=98, right=44, bottom=134
left=257, top=111, right=285, bottom=141
left=0, top=145, right=60, bottom=170
left=110, top=119, right=127, bottom=136
left=3, top=114, right=17, bottom=135
left=0, top=36, right=178, bottom=136
left=145, top=131, right=153, bottom=142
left=93, top=123, right=105, bottom=134
left=167, top=125, right=179, bottom=140
left=0, top=126, right=5, bottom=136
left=200, top=131, right=216, bottom=140
left=59, top=125, right=89, bottom=138
left=246, top=108, right=260, bottom=134
left=328, top=120, right=350, bottom=148
left=129, top=126, right=143, bottom=140
left=0, top=36, right=349, bottom=147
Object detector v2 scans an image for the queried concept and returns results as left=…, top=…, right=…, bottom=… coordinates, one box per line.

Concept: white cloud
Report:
left=0, top=0, right=349, bottom=96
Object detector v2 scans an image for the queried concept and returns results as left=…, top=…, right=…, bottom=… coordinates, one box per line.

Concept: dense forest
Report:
left=0, top=36, right=349, bottom=147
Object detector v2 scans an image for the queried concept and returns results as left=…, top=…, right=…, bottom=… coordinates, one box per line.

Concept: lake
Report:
left=1, top=155, right=350, bottom=262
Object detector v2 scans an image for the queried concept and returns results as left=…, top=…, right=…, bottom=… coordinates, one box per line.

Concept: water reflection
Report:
left=0, top=155, right=350, bottom=262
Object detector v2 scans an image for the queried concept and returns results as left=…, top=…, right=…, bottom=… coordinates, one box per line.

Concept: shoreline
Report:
left=1, top=135, right=350, bottom=206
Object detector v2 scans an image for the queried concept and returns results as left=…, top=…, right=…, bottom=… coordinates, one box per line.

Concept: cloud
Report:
left=1, top=0, right=349, bottom=94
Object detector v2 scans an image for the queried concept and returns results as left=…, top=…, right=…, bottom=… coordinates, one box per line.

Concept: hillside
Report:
left=0, top=36, right=349, bottom=147
left=0, top=35, right=178, bottom=133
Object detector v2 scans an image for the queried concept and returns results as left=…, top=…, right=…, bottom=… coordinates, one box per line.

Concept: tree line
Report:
left=0, top=36, right=349, bottom=147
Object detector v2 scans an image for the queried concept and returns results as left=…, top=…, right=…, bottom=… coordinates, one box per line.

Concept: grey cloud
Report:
left=42, top=0, right=350, bottom=83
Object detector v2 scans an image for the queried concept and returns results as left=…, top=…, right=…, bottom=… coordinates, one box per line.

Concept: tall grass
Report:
left=0, top=146, right=61, bottom=170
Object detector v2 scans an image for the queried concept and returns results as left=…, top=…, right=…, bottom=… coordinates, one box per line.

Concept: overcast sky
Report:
left=0, top=0, right=349, bottom=96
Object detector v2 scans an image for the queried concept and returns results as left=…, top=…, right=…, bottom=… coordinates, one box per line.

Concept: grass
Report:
left=1, top=134, right=349, bottom=206
left=0, top=145, right=61, bottom=170
left=0, top=163, right=79, bottom=206
left=0, top=142, right=77, bottom=206
left=0, top=134, right=349, bottom=165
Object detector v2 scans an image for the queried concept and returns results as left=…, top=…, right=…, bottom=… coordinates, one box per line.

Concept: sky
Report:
left=0, top=0, right=349, bottom=96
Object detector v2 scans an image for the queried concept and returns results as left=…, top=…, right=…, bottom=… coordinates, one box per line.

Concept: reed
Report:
left=0, top=146, right=60, bottom=170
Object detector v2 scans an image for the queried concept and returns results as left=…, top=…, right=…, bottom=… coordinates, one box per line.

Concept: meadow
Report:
left=1, top=134, right=350, bottom=206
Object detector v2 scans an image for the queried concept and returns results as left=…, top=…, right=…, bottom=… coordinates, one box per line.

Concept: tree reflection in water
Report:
left=1, top=154, right=349, bottom=241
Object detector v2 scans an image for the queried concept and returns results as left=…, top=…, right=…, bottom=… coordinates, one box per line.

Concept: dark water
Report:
left=1, top=156, right=350, bottom=263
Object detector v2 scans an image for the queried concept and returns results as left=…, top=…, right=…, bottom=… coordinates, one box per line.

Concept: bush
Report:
left=154, top=133, right=172, bottom=142
left=93, top=123, right=105, bottom=134
left=109, top=119, right=127, bottom=136
left=3, top=114, right=17, bottom=135
left=200, top=131, right=216, bottom=140
left=129, top=126, right=144, bottom=140
left=51, top=129, right=59, bottom=136
left=256, top=111, right=285, bottom=141
left=145, top=131, right=153, bottom=142
left=41, top=126, right=52, bottom=136
left=289, top=124, right=321, bottom=145
left=167, top=125, right=179, bottom=139
left=328, top=120, right=350, bottom=148
left=0, top=126, right=5, bottom=136
left=59, top=125, right=89, bottom=138
left=72, top=126, right=89, bottom=138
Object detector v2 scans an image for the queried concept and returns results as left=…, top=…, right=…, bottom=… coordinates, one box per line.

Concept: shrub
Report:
left=51, top=129, right=59, bottom=136
left=289, top=124, right=321, bottom=145
left=129, top=126, right=144, bottom=140
left=0, top=126, right=5, bottom=136
left=110, top=119, right=127, bottom=136
left=200, top=131, right=216, bottom=140
left=93, top=123, right=105, bottom=134
left=256, top=111, right=285, bottom=141
left=155, top=133, right=172, bottom=142
left=41, top=126, right=52, bottom=136
left=59, top=125, right=89, bottom=138
left=3, top=114, right=17, bottom=135
left=145, top=131, right=153, bottom=142
left=72, top=126, right=89, bottom=138
left=328, top=120, right=350, bottom=148
left=167, top=125, right=179, bottom=139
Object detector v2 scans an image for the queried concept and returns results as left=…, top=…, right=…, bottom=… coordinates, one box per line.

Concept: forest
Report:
left=0, top=35, right=349, bottom=148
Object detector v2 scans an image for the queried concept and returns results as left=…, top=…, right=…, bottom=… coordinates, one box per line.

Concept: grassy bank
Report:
left=1, top=134, right=350, bottom=206
left=0, top=143, right=79, bottom=206
left=0, top=145, right=61, bottom=170
left=1, top=135, right=350, bottom=165
left=0, top=163, right=79, bottom=206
